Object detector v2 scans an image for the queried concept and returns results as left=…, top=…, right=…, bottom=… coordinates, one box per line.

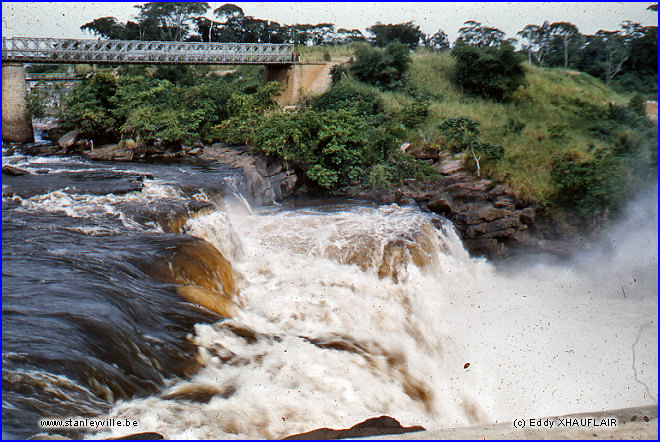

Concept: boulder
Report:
left=407, top=147, right=439, bottom=161
left=83, top=143, right=134, bottom=161
left=2, top=164, right=29, bottom=176
left=520, top=207, right=536, bottom=224
left=57, top=130, right=81, bottom=150
left=428, top=194, right=458, bottom=214
left=188, top=147, right=203, bottom=156
left=282, top=416, right=425, bottom=440
left=23, top=143, right=61, bottom=156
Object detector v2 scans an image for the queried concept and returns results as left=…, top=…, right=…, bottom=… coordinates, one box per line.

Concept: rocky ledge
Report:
left=395, top=151, right=572, bottom=259
left=200, top=144, right=298, bottom=206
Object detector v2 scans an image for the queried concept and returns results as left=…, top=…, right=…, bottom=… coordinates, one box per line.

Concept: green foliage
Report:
left=451, top=43, right=525, bottom=101
left=437, top=116, right=481, bottom=153
left=350, top=42, right=412, bottom=90
left=329, top=64, right=349, bottom=86
left=63, top=72, right=119, bottom=138
left=401, top=101, right=430, bottom=129
left=503, top=118, right=526, bottom=134
left=313, top=80, right=383, bottom=117
left=367, top=22, right=424, bottom=49
left=551, top=152, right=624, bottom=218
left=628, top=93, right=646, bottom=117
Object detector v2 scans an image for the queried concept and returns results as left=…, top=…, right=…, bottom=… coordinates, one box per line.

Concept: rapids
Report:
left=2, top=143, right=657, bottom=439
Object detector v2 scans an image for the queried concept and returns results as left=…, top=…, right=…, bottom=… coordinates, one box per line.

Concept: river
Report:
left=2, top=139, right=657, bottom=439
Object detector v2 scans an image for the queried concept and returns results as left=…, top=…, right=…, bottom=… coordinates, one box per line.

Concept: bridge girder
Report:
left=2, top=37, right=296, bottom=65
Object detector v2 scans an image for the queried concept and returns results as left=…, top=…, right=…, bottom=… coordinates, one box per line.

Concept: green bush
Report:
left=437, top=116, right=481, bottom=153
left=451, top=43, right=525, bottom=101
left=313, top=80, right=383, bottom=117
left=551, top=152, right=624, bottom=218
left=350, top=42, right=412, bottom=90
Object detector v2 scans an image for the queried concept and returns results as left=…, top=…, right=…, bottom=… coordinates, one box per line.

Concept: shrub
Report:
left=313, top=80, right=383, bottom=117
left=350, top=42, right=411, bottom=90
left=451, top=43, right=525, bottom=101
left=551, top=152, right=624, bottom=218
left=437, top=116, right=481, bottom=153
left=329, top=64, right=348, bottom=86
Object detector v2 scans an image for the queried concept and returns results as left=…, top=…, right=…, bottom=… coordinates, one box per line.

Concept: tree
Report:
left=595, top=30, right=629, bottom=83
left=451, top=43, right=525, bottom=101
left=135, top=2, right=210, bottom=41
left=367, top=22, right=424, bottom=49
left=334, top=29, right=366, bottom=45
left=456, top=21, right=505, bottom=47
left=425, top=30, right=450, bottom=51
left=517, top=22, right=552, bottom=64
left=549, top=22, right=580, bottom=67
left=213, top=3, right=244, bottom=21
left=81, top=17, right=125, bottom=39
left=350, top=42, right=412, bottom=90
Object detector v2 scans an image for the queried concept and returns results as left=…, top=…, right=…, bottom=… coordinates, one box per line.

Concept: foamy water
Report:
left=89, top=195, right=657, bottom=439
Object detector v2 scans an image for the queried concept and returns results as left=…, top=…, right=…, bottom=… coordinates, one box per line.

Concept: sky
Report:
left=2, top=2, right=658, bottom=42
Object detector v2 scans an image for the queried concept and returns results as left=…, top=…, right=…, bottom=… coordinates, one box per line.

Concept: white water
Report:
left=91, top=194, right=657, bottom=439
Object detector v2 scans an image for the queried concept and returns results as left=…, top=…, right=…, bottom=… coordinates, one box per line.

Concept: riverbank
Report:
left=15, top=123, right=618, bottom=261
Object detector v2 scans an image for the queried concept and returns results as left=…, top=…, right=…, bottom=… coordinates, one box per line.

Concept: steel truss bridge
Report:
left=2, top=37, right=297, bottom=65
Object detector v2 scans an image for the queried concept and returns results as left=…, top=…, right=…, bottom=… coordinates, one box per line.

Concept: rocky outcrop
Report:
left=282, top=416, right=425, bottom=440
left=399, top=152, right=555, bottom=259
left=82, top=143, right=135, bottom=161
left=200, top=144, right=299, bottom=206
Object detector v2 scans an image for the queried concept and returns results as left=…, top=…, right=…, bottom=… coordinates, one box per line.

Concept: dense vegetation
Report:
left=37, top=2, right=658, bottom=228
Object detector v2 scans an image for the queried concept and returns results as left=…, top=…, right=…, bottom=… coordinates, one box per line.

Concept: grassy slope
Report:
left=298, top=45, right=637, bottom=205
left=407, top=49, right=628, bottom=203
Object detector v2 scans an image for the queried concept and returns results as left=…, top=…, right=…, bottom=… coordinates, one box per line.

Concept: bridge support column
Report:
left=2, top=63, right=34, bottom=143
left=264, top=64, right=301, bottom=107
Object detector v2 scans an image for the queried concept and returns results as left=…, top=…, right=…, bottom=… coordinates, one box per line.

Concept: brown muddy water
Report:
left=2, top=141, right=657, bottom=439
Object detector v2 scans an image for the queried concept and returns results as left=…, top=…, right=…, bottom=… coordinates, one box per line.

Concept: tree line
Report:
left=81, top=3, right=657, bottom=94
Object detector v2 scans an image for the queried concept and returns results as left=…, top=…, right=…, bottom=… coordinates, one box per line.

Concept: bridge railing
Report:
left=2, top=37, right=296, bottom=65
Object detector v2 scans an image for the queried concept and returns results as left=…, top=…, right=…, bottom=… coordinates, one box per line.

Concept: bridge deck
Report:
left=2, top=37, right=296, bottom=65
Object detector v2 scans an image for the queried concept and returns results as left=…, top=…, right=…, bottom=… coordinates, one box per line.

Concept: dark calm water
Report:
left=2, top=142, right=244, bottom=438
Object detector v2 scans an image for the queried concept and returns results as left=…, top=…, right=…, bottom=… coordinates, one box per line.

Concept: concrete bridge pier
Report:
left=264, top=64, right=300, bottom=107
left=264, top=63, right=334, bottom=107
left=2, top=62, right=34, bottom=143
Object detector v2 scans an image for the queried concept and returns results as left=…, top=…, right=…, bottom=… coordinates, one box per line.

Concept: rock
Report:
left=427, top=194, right=457, bottom=213
left=193, top=140, right=204, bottom=149
left=83, top=143, right=134, bottom=161
left=118, top=138, right=136, bottom=150
left=434, top=157, right=463, bottom=175
left=510, top=229, right=531, bottom=243
left=188, top=147, right=203, bottom=156
left=23, top=143, right=61, bottom=156
left=181, top=144, right=193, bottom=153
left=46, top=126, right=67, bottom=142
left=520, top=207, right=536, bottom=224
left=462, top=238, right=504, bottom=258
left=2, top=164, right=28, bottom=176
left=57, top=130, right=81, bottom=150
left=456, top=204, right=511, bottom=224
left=282, top=416, right=425, bottom=440
left=408, top=147, right=439, bottom=161
left=201, top=145, right=299, bottom=206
